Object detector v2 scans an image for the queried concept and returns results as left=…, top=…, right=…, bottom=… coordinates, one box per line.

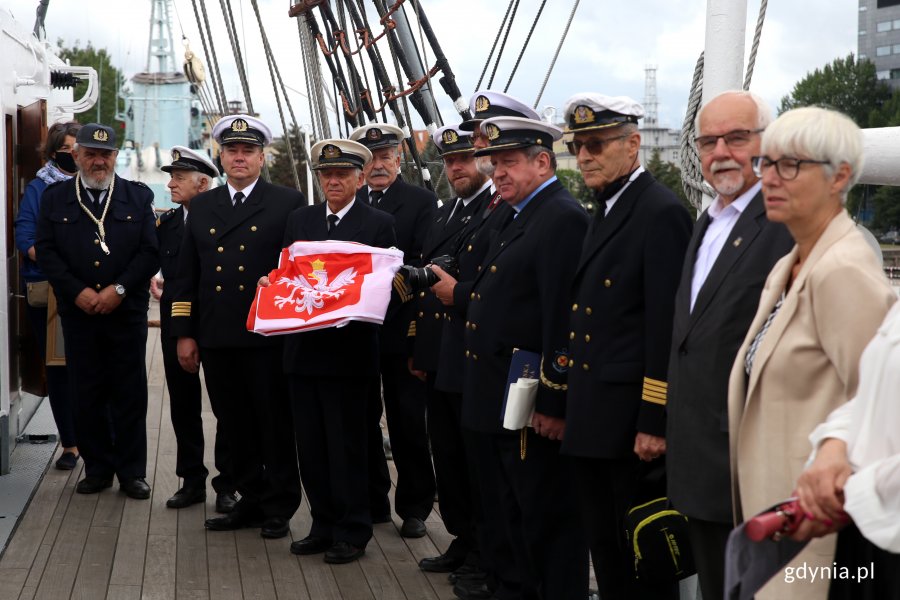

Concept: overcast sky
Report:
left=4, top=0, right=858, bottom=137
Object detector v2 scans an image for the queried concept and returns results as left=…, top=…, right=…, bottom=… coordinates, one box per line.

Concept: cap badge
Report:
left=366, top=128, right=383, bottom=141
left=93, top=129, right=109, bottom=142
left=574, top=106, right=595, bottom=125
left=475, top=95, right=490, bottom=113
left=231, top=119, right=249, bottom=132
left=442, top=130, right=459, bottom=145
left=485, top=123, right=500, bottom=141
left=172, top=149, right=181, bottom=161
left=323, top=144, right=341, bottom=159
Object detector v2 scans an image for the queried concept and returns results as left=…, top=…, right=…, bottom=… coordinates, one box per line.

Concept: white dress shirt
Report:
left=326, top=198, right=356, bottom=227
left=227, top=179, right=259, bottom=205
left=690, top=181, right=761, bottom=312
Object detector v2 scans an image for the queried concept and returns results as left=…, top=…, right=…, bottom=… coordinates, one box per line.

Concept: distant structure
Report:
left=116, top=0, right=207, bottom=209
left=858, top=0, right=900, bottom=89
left=638, top=65, right=680, bottom=166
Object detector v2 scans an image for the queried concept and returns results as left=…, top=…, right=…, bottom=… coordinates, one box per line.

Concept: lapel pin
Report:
left=733, top=237, right=743, bottom=248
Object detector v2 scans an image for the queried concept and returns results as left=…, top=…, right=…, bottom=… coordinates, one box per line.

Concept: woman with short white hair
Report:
left=727, top=106, right=896, bottom=599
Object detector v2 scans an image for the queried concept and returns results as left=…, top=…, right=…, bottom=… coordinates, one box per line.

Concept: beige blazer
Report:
left=727, top=211, right=896, bottom=598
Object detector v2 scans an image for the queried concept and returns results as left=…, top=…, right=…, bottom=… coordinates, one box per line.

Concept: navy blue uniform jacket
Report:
left=562, top=171, right=692, bottom=459
left=36, top=175, right=158, bottom=317
left=170, top=180, right=306, bottom=347
left=462, top=179, right=588, bottom=434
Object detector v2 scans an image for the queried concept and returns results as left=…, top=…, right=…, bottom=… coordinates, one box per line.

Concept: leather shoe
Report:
left=166, top=485, right=206, bottom=509
left=400, top=517, right=426, bottom=538
left=448, top=564, right=488, bottom=584
left=76, top=476, right=113, bottom=494
left=260, top=517, right=290, bottom=539
left=324, top=541, right=365, bottom=564
left=290, top=535, right=332, bottom=555
left=216, top=491, right=238, bottom=513
left=205, top=510, right=263, bottom=531
left=419, top=551, right=465, bottom=573
left=452, top=580, right=494, bottom=599
left=119, top=477, right=151, bottom=500
left=55, top=452, right=79, bottom=470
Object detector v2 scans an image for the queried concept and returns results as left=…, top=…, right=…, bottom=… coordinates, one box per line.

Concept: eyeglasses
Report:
left=566, top=134, right=630, bottom=156
left=751, top=156, right=831, bottom=180
left=694, top=129, right=764, bottom=154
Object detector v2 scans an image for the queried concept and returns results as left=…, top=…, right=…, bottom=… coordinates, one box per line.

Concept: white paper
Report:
left=503, top=377, right=538, bottom=430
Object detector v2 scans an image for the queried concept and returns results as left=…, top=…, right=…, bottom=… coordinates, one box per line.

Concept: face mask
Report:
left=54, top=151, right=77, bottom=174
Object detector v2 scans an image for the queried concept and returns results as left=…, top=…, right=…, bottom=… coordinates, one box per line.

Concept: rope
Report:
left=191, top=0, right=226, bottom=113
left=534, top=0, right=579, bottom=107
left=219, top=0, right=254, bottom=113
left=475, top=0, right=516, bottom=91
left=488, top=0, right=520, bottom=89
left=504, top=0, right=547, bottom=93
left=743, top=0, right=768, bottom=90
left=679, top=52, right=713, bottom=212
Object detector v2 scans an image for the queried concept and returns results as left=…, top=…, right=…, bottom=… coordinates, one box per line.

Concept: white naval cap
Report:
left=473, top=116, right=563, bottom=156
left=563, top=93, right=645, bottom=133
left=349, top=123, right=405, bottom=151
left=461, top=90, right=540, bottom=131
left=212, top=114, right=273, bottom=146
left=310, top=139, right=372, bottom=170
left=161, top=145, right=219, bottom=178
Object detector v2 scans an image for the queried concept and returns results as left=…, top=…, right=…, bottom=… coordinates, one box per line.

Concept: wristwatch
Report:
left=114, top=284, right=126, bottom=297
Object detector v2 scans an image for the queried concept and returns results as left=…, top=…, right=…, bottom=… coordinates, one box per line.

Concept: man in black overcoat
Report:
left=153, top=145, right=235, bottom=513
left=461, top=115, right=590, bottom=599
left=350, top=122, right=437, bottom=537
left=170, top=115, right=304, bottom=539
left=560, top=93, right=692, bottom=600
left=268, top=139, right=397, bottom=564
left=666, top=90, right=793, bottom=600
left=36, top=123, right=159, bottom=499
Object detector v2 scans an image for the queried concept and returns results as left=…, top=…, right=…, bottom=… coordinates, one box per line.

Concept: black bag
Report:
left=625, top=496, right=696, bottom=584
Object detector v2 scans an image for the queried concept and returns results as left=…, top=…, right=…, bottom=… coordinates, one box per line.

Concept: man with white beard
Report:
left=665, top=91, right=793, bottom=600
left=36, top=123, right=159, bottom=499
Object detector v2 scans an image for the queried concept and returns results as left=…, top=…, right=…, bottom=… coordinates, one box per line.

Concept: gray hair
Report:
left=761, top=106, right=863, bottom=203
left=523, top=144, right=557, bottom=171
left=695, top=90, right=774, bottom=133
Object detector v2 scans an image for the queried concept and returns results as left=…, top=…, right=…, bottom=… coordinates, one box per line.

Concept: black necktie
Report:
left=233, top=191, right=245, bottom=208
left=327, top=214, right=339, bottom=236
left=369, top=190, right=383, bottom=205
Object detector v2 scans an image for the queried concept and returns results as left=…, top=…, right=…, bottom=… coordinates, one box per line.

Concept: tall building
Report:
left=859, top=0, right=900, bottom=88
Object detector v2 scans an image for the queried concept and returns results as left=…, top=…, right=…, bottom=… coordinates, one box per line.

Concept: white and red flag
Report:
left=247, top=240, right=404, bottom=335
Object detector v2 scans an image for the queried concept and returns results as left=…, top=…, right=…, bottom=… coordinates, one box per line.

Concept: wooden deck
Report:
left=0, top=305, right=459, bottom=600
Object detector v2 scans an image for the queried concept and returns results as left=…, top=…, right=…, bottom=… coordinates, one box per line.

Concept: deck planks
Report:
left=2, top=301, right=465, bottom=599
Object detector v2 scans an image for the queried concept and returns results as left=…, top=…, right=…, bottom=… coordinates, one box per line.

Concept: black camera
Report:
left=398, top=254, right=459, bottom=292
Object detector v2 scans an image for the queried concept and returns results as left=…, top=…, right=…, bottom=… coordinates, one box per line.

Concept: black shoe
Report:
left=166, top=485, right=206, bottom=509
left=215, top=491, right=238, bottom=513
left=419, top=550, right=466, bottom=573
left=324, top=541, right=365, bottom=564
left=448, top=564, right=488, bottom=584
left=55, top=452, right=79, bottom=471
left=400, top=517, right=426, bottom=538
left=260, top=517, right=290, bottom=539
left=205, top=510, right=263, bottom=531
left=119, top=477, right=151, bottom=500
left=76, top=475, right=113, bottom=494
left=290, top=535, right=332, bottom=555
left=452, top=580, right=494, bottom=599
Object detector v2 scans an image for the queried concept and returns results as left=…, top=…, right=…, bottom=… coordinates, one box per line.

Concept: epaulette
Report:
left=156, top=208, right=177, bottom=228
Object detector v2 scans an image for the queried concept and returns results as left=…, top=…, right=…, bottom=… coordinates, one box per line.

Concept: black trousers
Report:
left=160, top=331, right=232, bottom=492
left=25, top=301, right=75, bottom=448
left=366, top=379, right=392, bottom=520
left=369, top=352, right=435, bottom=520
left=829, top=523, right=900, bottom=600
left=61, top=311, right=148, bottom=480
left=572, top=456, right=678, bottom=600
left=686, top=516, right=733, bottom=600
left=426, top=381, right=477, bottom=559
left=201, top=346, right=300, bottom=519
left=290, top=376, right=374, bottom=548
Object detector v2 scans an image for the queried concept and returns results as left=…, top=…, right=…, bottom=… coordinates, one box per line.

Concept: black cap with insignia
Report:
left=432, top=125, right=474, bottom=157
left=76, top=123, right=117, bottom=150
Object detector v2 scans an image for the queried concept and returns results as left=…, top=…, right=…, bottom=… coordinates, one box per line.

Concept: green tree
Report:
left=871, top=185, right=900, bottom=231
left=556, top=168, right=592, bottom=203
left=646, top=149, right=696, bottom=219
left=779, top=53, right=891, bottom=127
left=269, top=125, right=312, bottom=199
left=56, top=40, right=123, bottom=128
